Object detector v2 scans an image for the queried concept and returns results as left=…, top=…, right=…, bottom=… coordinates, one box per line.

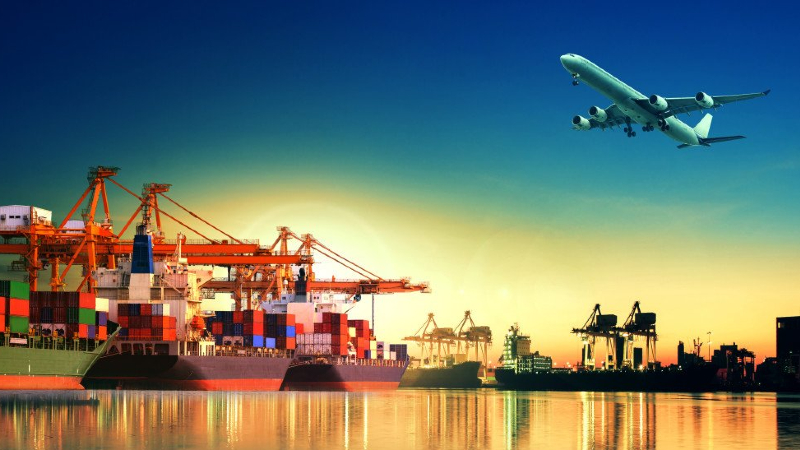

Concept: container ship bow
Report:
left=1, top=280, right=117, bottom=390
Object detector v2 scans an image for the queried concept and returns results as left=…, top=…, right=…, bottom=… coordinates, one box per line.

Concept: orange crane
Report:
left=0, top=166, right=429, bottom=310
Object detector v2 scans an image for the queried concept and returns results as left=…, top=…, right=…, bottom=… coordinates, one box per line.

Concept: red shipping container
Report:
left=322, top=323, right=331, bottom=334
left=322, top=312, right=332, bottom=323
left=141, top=304, right=152, bottom=316
left=339, top=335, right=349, bottom=347
left=212, top=322, right=223, bottom=335
left=167, top=316, right=177, bottom=328
left=286, top=314, right=295, bottom=326
left=233, top=311, right=244, bottom=324
left=0, top=314, right=5, bottom=331
left=313, top=323, right=322, bottom=333
left=296, top=323, right=304, bottom=335
left=78, top=324, right=89, bottom=338
left=78, top=292, right=96, bottom=309
left=0, top=297, right=6, bottom=315
left=253, top=322, right=264, bottom=335
left=118, top=316, right=129, bottom=327
left=9, top=298, right=29, bottom=317
left=286, top=337, right=296, bottom=350
left=142, top=316, right=152, bottom=328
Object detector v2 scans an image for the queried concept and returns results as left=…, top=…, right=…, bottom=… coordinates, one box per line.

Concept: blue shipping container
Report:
left=265, top=338, right=276, bottom=349
left=253, top=335, right=264, bottom=347
left=287, top=326, right=296, bottom=338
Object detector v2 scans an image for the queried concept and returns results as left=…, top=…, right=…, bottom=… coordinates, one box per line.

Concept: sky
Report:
left=1, top=1, right=798, bottom=366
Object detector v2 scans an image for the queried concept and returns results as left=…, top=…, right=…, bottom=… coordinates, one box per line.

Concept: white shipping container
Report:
left=95, top=297, right=109, bottom=313
left=348, top=327, right=356, bottom=338
left=390, top=351, right=397, bottom=360
left=63, top=219, right=85, bottom=233
left=0, top=205, right=52, bottom=230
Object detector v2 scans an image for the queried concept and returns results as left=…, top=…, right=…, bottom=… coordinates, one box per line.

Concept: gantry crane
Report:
left=403, top=313, right=457, bottom=367
left=0, top=166, right=430, bottom=309
left=452, top=310, right=492, bottom=378
left=571, top=304, right=620, bottom=370
left=620, top=301, right=657, bottom=369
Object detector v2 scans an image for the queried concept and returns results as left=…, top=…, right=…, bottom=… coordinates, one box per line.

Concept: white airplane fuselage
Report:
left=561, top=54, right=700, bottom=146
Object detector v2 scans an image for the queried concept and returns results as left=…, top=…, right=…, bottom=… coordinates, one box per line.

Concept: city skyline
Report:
left=2, top=2, right=798, bottom=365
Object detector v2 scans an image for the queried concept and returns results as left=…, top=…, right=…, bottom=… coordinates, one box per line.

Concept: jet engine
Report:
left=588, top=106, right=607, bottom=122
left=648, top=94, right=668, bottom=111
left=695, top=92, right=714, bottom=108
left=572, top=115, right=591, bottom=130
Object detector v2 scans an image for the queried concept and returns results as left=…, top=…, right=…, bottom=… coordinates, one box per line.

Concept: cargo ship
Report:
left=83, top=228, right=295, bottom=391
left=399, top=361, right=481, bottom=388
left=1, top=280, right=116, bottom=390
left=282, top=316, right=408, bottom=391
left=84, top=227, right=408, bottom=391
left=495, top=323, right=718, bottom=392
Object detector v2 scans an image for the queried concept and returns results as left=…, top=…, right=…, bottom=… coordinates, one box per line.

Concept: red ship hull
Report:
left=0, top=375, right=84, bottom=390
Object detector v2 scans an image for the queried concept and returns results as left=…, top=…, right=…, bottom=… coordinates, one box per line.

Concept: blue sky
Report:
left=2, top=1, right=798, bottom=361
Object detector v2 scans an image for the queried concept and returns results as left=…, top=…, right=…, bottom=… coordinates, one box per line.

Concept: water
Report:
left=0, top=390, right=798, bottom=449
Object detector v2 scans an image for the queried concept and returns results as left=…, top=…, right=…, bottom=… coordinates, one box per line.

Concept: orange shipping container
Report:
left=286, top=337, right=296, bottom=350
left=9, top=298, right=29, bottom=317
left=97, top=326, right=107, bottom=340
left=78, top=324, right=89, bottom=339
left=78, top=292, right=96, bottom=309
left=0, top=297, right=6, bottom=315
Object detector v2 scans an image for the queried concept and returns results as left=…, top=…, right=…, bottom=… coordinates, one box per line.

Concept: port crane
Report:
left=619, top=301, right=657, bottom=369
left=452, top=310, right=492, bottom=378
left=403, top=313, right=457, bottom=367
left=571, top=304, right=619, bottom=370
left=0, top=166, right=430, bottom=309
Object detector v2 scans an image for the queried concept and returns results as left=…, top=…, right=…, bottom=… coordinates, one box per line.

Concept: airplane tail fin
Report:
left=694, top=114, right=713, bottom=139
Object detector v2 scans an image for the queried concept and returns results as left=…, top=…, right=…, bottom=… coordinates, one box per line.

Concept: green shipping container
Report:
left=0, top=280, right=30, bottom=300
left=9, top=315, right=29, bottom=334
left=78, top=308, right=96, bottom=325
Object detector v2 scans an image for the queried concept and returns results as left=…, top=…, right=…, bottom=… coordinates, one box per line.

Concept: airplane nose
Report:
left=560, top=54, right=574, bottom=70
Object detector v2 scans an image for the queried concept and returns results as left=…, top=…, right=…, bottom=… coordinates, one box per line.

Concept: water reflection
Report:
left=0, top=390, right=796, bottom=449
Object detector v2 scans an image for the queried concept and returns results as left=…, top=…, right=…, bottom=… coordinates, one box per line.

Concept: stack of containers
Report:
left=27, top=291, right=108, bottom=339
left=347, top=319, right=372, bottom=359
left=389, top=344, right=408, bottom=361
left=264, top=313, right=296, bottom=350
left=0, top=280, right=29, bottom=334
left=210, top=310, right=282, bottom=348
left=117, top=303, right=177, bottom=341
left=243, top=310, right=264, bottom=348
left=298, top=313, right=349, bottom=356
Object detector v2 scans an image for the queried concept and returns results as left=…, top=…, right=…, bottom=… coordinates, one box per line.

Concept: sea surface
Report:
left=0, top=389, right=798, bottom=450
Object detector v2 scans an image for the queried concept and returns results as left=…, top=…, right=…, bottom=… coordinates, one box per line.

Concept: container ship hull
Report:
left=0, top=339, right=114, bottom=390
left=84, top=351, right=292, bottom=391
left=282, top=360, right=408, bottom=391
left=495, top=366, right=719, bottom=392
left=399, top=361, right=482, bottom=389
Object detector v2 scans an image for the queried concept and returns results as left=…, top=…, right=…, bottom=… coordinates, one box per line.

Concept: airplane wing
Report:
left=633, top=90, right=770, bottom=118
left=580, top=104, right=630, bottom=130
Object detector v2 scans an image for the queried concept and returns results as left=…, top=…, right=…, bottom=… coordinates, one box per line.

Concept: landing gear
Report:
left=642, top=124, right=654, bottom=132
left=571, top=74, right=579, bottom=86
left=624, top=118, right=636, bottom=137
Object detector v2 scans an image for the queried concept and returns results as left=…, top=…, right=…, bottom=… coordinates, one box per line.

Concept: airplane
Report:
left=560, top=53, right=770, bottom=148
